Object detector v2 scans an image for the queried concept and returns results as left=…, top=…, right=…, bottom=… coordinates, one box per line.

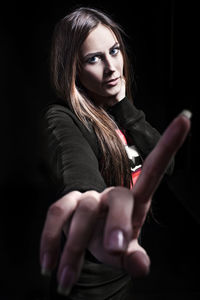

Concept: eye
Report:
left=110, top=46, right=120, bottom=56
left=87, top=56, right=100, bottom=64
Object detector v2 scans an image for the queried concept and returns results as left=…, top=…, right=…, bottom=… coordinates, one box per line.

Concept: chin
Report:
left=106, top=85, right=121, bottom=95
left=106, top=90, right=120, bottom=98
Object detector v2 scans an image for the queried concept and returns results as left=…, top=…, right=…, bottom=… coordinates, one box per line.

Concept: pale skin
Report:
left=40, top=24, right=192, bottom=296
left=78, top=24, right=125, bottom=106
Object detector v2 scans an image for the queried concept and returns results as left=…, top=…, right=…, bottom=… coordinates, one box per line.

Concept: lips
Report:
left=104, top=77, right=120, bottom=86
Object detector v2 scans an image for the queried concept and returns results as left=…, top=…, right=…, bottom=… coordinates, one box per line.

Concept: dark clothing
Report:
left=40, top=97, right=173, bottom=299
left=41, top=97, right=172, bottom=198
left=50, top=256, right=134, bottom=300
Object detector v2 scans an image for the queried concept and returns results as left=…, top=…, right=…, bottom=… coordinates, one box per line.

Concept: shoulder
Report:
left=40, top=101, right=83, bottom=134
left=42, top=102, right=75, bottom=122
left=38, top=102, right=82, bottom=149
left=40, top=101, right=100, bottom=158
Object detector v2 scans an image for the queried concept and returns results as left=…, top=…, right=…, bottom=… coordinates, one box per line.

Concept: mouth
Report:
left=104, top=77, right=120, bottom=86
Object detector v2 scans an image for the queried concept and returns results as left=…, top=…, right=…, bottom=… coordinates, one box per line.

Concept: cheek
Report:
left=118, top=55, right=124, bottom=73
left=79, top=67, right=102, bottom=90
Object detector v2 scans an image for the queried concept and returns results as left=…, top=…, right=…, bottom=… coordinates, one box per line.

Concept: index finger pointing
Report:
left=131, top=111, right=191, bottom=235
left=133, top=110, right=191, bottom=202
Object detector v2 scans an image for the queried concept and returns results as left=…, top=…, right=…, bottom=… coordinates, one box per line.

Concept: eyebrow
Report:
left=83, top=42, right=120, bottom=61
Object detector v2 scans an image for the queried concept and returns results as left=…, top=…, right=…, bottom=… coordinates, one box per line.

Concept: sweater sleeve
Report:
left=108, top=97, right=174, bottom=175
left=40, top=104, right=107, bottom=198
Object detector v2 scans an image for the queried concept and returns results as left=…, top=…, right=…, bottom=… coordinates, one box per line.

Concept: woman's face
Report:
left=78, top=24, right=124, bottom=105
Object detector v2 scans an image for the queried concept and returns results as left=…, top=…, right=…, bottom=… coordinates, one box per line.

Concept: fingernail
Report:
left=107, top=229, right=126, bottom=251
left=57, top=266, right=75, bottom=296
left=41, top=253, right=52, bottom=277
left=180, top=109, right=192, bottom=120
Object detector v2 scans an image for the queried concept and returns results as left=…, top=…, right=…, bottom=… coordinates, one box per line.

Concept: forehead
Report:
left=80, top=24, right=118, bottom=55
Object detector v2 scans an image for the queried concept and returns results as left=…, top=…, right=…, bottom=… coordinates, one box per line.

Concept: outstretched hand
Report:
left=40, top=110, right=191, bottom=296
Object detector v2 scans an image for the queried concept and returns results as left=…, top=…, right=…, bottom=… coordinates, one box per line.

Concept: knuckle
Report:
left=106, top=187, right=132, bottom=203
left=78, top=200, right=98, bottom=215
left=78, top=194, right=100, bottom=215
left=48, top=203, right=64, bottom=218
left=83, top=190, right=100, bottom=198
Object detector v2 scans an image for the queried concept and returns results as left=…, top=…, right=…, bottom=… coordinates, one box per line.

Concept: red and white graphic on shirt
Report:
left=116, top=129, right=142, bottom=186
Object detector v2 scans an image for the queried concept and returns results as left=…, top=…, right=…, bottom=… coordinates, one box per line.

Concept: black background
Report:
left=0, top=1, right=199, bottom=299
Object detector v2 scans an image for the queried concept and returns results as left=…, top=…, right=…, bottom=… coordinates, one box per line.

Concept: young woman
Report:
left=39, top=7, right=191, bottom=299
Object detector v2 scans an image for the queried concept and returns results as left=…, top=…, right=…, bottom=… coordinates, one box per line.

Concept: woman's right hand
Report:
left=40, top=187, right=150, bottom=296
left=40, top=110, right=191, bottom=296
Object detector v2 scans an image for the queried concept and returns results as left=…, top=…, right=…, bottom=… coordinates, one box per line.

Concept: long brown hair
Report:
left=50, top=7, right=134, bottom=187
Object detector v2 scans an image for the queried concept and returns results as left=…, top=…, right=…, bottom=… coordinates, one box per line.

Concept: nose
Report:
left=103, top=56, right=116, bottom=75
